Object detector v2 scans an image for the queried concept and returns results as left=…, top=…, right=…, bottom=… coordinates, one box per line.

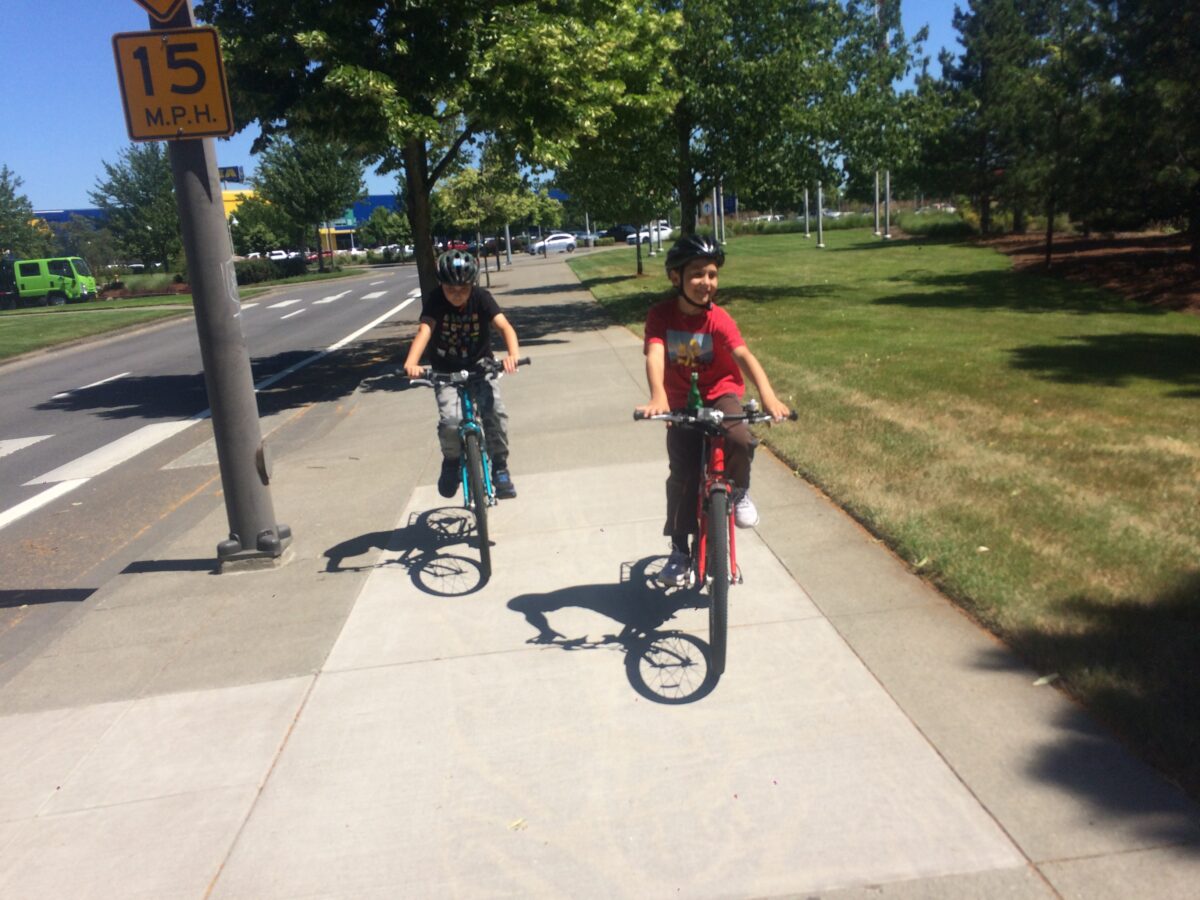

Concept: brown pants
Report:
left=664, top=393, right=754, bottom=538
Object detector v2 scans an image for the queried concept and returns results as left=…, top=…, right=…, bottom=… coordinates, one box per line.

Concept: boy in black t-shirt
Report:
left=403, top=251, right=522, bottom=498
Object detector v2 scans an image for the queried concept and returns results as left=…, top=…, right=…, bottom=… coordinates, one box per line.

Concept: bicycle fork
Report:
left=695, top=447, right=741, bottom=588
left=458, top=391, right=496, bottom=509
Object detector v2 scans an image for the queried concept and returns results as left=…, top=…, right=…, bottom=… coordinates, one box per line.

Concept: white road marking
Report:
left=267, top=298, right=303, bottom=309
left=407, top=288, right=421, bottom=298
left=1, top=296, right=420, bottom=530
left=0, top=436, right=52, bottom=460
left=24, top=420, right=197, bottom=485
left=314, top=291, right=350, bottom=305
left=0, top=480, right=89, bottom=531
left=280, top=309, right=305, bottom=320
left=361, top=291, right=387, bottom=300
left=253, top=296, right=417, bottom=392
left=52, top=371, right=132, bottom=399
left=370, top=280, right=386, bottom=286
left=241, top=303, right=259, bottom=311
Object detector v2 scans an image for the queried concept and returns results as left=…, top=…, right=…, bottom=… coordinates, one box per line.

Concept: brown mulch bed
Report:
left=980, top=231, right=1199, bottom=313
left=99, top=283, right=191, bottom=300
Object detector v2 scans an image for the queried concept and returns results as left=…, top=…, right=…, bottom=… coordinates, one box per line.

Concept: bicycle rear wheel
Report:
left=706, top=487, right=729, bottom=676
left=464, top=431, right=491, bottom=580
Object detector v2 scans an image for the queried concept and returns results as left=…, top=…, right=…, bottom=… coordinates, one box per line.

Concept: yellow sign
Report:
left=130, top=0, right=186, bottom=23
left=112, top=28, right=233, bottom=141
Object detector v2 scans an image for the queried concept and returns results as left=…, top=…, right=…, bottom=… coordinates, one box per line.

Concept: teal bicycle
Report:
left=411, top=356, right=529, bottom=580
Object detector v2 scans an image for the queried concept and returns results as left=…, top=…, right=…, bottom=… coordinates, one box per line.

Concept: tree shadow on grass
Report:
left=874, top=269, right=1167, bottom=316
left=977, top=569, right=1200, bottom=818
left=1008, top=333, right=1200, bottom=397
left=722, top=284, right=838, bottom=304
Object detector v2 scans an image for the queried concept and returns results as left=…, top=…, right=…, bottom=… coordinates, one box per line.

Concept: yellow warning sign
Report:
left=130, top=0, right=186, bottom=24
left=112, top=28, right=234, bottom=141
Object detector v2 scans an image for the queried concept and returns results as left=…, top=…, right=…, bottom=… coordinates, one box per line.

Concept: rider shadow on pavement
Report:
left=507, top=556, right=720, bottom=704
left=323, top=507, right=488, bottom=597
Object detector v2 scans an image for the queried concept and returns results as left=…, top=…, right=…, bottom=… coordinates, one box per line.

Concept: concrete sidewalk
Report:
left=1, top=251, right=1197, bottom=898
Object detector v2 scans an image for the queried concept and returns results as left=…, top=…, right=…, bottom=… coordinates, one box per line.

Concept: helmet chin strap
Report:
left=675, top=278, right=712, bottom=310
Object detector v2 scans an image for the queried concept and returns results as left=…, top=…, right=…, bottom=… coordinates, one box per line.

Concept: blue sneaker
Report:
left=437, top=458, right=459, bottom=498
left=493, top=469, right=516, bottom=499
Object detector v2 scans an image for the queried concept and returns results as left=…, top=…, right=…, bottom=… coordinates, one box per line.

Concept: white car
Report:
left=626, top=223, right=674, bottom=245
left=529, top=233, right=577, bottom=254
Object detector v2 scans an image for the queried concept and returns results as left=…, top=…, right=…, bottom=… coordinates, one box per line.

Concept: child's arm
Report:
left=403, top=323, right=434, bottom=378
left=636, top=341, right=671, bottom=416
left=492, top=313, right=521, bottom=373
left=732, top=345, right=791, bottom=421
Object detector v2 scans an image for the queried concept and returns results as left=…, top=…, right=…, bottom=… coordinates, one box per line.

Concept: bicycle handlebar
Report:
left=633, top=405, right=798, bottom=427
left=409, top=356, right=531, bottom=387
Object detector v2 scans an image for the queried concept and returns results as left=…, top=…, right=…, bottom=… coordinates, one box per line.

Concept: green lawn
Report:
left=570, top=230, right=1200, bottom=796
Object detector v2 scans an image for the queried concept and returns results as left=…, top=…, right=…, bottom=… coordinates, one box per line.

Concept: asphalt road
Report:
left=0, top=264, right=424, bottom=685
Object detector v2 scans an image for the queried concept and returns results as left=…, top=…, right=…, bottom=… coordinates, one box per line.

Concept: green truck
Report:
left=0, top=256, right=98, bottom=309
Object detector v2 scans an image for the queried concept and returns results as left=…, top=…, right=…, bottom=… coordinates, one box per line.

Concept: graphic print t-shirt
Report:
left=420, top=286, right=503, bottom=372
left=644, top=300, right=746, bottom=409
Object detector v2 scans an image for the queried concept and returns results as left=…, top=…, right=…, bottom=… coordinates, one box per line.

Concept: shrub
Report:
left=234, top=257, right=277, bottom=284
left=896, top=211, right=975, bottom=239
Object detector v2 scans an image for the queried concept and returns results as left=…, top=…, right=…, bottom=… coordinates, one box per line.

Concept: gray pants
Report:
left=435, top=380, right=509, bottom=467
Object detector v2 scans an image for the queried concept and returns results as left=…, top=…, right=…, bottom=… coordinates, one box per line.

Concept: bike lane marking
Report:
left=51, top=372, right=133, bottom=400
left=0, top=436, right=53, bottom=460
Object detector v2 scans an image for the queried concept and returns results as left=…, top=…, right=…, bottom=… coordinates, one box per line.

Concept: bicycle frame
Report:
left=694, top=431, right=738, bottom=587
left=454, top=385, right=496, bottom=509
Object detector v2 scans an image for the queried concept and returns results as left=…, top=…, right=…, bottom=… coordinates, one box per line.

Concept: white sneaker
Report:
left=734, top=491, right=759, bottom=528
left=657, top=550, right=692, bottom=588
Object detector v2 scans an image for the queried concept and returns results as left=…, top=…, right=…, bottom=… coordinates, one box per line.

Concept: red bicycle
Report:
left=635, top=400, right=796, bottom=675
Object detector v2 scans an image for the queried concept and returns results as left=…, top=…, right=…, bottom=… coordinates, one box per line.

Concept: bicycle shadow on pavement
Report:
left=507, top=556, right=720, bottom=704
left=323, top=507, right=488, bottom=597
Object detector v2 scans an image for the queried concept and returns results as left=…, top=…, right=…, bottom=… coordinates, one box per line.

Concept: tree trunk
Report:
left=979, top=191, right=992, bottom=235
left=674, top=103, right=696, bottom=237
left=402, top=138, right=437, bottom=296
left=1044, top=194, right=1056, bottom=270
left=1190, top=181, right=1200, bottom=261
left=1013, top=206, right=1026, bottom=234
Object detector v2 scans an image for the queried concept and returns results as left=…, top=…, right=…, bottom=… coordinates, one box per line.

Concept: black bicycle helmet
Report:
left=664, top=234, right=725, bottom=273
left=436, top=250, right=478, bottom=284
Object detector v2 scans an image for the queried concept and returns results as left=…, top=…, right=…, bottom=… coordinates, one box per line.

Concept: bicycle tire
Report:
left=706, top=487, right=729, bottom=676
left=464, top=432, right=491, bottom=580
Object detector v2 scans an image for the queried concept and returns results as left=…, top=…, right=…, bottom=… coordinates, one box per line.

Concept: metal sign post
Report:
left=114, top=2, right=290, bottom=568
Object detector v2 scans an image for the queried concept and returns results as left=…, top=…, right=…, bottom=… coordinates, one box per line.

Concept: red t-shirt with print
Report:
left=644, top=299, right=746, bottom=409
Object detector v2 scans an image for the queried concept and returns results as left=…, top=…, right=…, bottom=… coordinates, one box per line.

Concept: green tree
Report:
left=0, top=165, right=52, bottom=256
left=1108, top=0, right=1200, bottom=256
left=89, top=143, right=181, bottom=269
left=924, top=0, right=1042, bottom=234
left=357, top=205, right=410, bottom=249
left=198, top=0, right=677, bottom=292
left=667, top=0, right=842, bottom=233
left=228, top=194, right=294, bottom=256
left=253, top=136, right=365, bottom=271
left=56, top=215, right=120, bottom=278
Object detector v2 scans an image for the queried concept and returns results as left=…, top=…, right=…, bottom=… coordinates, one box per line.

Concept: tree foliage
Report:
left=229, top=194, right=294, bottom=256
left=200, top=0, right=677, bottom=291
left=253, top=135, right=365, bottom=270
left=0, top=165, right=54, bottom=257
left=88, top=143, right=181, bottom=269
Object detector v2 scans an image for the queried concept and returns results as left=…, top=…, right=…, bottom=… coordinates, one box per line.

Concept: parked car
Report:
left=528, top=232, right=577, bottom=254
left=571, top=230, right=600, bottom=245
left=604, top=224, right=637, bottom=242
left=626, top=223, right=674, bottom=245
left=445, top=239, right=469, bottom=251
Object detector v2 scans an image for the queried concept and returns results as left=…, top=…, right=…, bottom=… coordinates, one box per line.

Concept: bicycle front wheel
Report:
left=464, top=432, right=491, bottom=581
left=706, top=487, right=729, bottom=676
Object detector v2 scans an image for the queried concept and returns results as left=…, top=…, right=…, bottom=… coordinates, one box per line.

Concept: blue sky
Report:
left=2, top=1, right=962, bottom=211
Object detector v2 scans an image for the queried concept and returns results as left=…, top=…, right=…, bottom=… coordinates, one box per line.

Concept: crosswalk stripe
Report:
left=0, top=436, right=52, bottom=460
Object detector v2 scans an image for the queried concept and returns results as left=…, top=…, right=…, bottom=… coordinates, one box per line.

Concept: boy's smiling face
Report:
left=441, top=283, right=471, bottom=307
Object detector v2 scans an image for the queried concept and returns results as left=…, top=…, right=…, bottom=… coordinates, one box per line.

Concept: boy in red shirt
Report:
left=637, top=235, right=791, bottom=587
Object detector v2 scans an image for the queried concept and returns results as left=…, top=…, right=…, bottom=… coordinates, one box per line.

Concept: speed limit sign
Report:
left=112, top=27, right=233, bottom=140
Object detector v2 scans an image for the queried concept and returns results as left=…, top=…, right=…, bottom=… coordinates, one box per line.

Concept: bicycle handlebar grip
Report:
left=632, top=410, right=647, bottom=420
left=516, top=356, right=531, bottom=367
left=788, top=410, right=799, bottom=421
